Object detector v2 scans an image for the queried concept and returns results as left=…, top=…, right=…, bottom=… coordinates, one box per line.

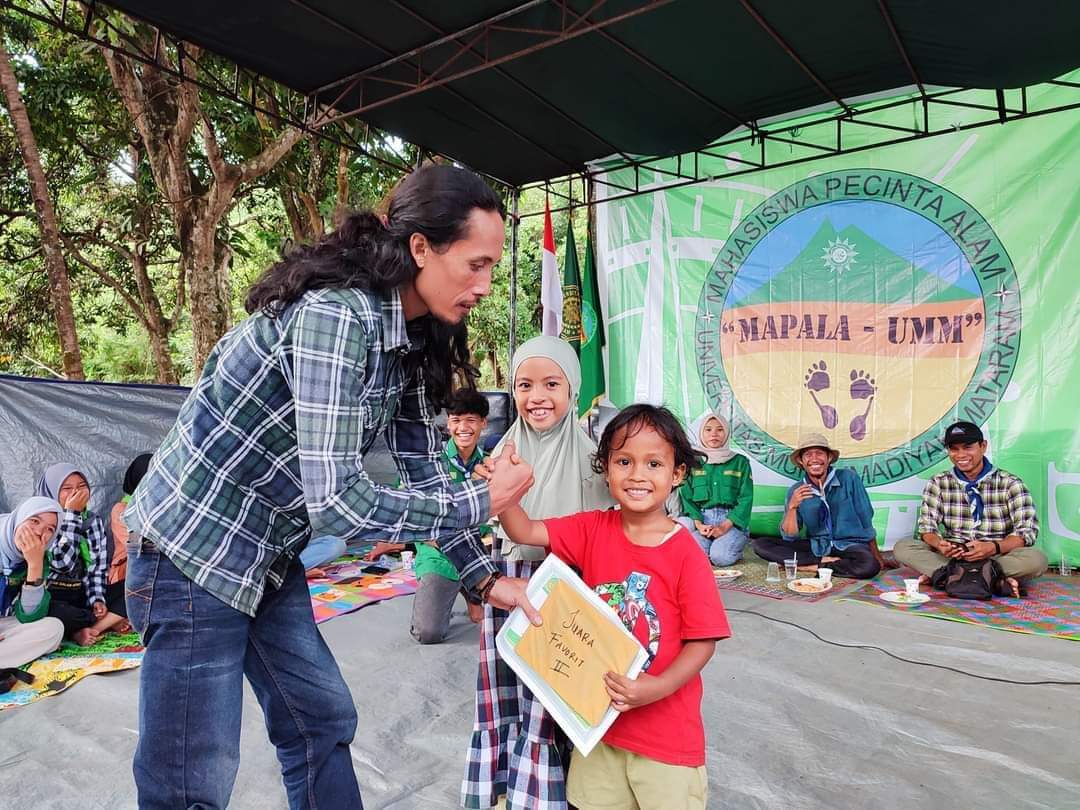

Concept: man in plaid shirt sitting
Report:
left=894, top=421, right=1048, bottom=597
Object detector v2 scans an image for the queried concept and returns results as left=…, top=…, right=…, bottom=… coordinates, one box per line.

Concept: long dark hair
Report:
left=245, top=163, right=506, bottom=407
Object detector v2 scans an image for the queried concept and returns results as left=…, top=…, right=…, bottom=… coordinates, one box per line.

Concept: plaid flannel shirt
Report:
left=48, top=509, right=108, bottom=605
left=917, top=468, right=1039, bottom=546
left=126, top=287, right=495, bottom=617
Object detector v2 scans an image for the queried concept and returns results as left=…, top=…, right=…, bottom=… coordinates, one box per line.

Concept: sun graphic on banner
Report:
left=821, top=237, right=858, bottom=274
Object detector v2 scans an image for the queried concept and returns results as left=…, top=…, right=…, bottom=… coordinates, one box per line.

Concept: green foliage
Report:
left=0, top=12, right=538, bottom=391
left=467, top=183, right=588, bottom=389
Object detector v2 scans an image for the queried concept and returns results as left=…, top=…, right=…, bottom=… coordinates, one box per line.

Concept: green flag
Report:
left=560, top=221, right=582, bottom=354
left=577, top=229, right=606, bottom=418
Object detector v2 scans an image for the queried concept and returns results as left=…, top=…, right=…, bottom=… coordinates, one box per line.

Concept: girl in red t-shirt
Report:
left=498, top=404, right=731, bottom=810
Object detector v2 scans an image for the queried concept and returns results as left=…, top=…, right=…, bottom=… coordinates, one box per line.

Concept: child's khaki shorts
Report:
left=566, top=742, right=707, bottom=810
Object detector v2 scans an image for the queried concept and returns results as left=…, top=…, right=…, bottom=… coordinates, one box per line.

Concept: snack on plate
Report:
left=790, top=578, right=826, bottom=593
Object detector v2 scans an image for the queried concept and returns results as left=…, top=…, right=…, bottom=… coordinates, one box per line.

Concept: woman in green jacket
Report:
left=677, top=412, right=754, bottom=566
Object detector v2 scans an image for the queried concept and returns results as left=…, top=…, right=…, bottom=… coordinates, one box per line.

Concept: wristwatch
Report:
left=992, top=540, right=1002, bottom=556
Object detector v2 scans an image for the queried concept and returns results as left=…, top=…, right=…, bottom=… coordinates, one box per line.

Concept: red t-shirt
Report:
left=544, top=509, right=731, bottom=767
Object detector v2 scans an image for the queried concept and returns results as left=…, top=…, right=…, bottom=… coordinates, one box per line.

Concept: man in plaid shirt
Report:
left=123, top=166, right=539, bottom=810
left=894, top=420, right=1048, bottom=597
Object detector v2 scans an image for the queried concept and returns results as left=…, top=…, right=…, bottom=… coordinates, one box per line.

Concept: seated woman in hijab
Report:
left=0, top=497, right=66, bottom=690
left=676, top=411, right=754, bottom=566
left=109, top=453, right=153, bottom=591
left=36, top=463, right=128, bottom=645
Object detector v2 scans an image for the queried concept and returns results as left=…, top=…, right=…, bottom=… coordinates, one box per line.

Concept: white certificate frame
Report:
left=495, top=553, right=649, bottom=756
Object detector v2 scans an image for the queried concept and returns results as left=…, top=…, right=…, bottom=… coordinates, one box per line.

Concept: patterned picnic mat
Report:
left=308, top=556, right=418, bottom=625
left=841, top=569, right=1080, bottom=641
left=713, top=548, right=863, bottom=603
left=0, top=631, right=143, bottom=712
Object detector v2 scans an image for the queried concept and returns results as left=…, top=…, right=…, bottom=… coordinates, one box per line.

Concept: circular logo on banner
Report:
left=581, top=299, right=599, bottom=348
left=695, top=169, right=1021, bottom=485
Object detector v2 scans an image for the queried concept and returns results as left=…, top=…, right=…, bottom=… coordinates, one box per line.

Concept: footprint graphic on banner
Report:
left=848, top=369, right=876, bottom=441
left=803, top=360, right=837, bottom=429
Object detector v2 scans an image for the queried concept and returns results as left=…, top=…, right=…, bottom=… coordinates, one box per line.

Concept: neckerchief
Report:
left=953, top=457, right=994, bottom=526
left=445, top=441, right=484, bottom=479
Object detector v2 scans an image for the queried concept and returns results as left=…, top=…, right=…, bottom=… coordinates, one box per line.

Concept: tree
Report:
left=63, top=141, right=185, bottom=383
left=0, top=34, right=83, bottom=378
left=97, top=24, right=305, bottom=371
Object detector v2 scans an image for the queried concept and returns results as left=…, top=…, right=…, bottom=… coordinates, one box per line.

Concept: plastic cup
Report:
left=784, top=558, right=798, bottom=580
left=904, top=578, right=920, bottom=597
left=401, top=550, right=415, bottom=571
left=817, top=567, right=833, bottom=586
left=766, top=562, right=782, bottom=582
left=1061, top=555, right=1071, bottom=577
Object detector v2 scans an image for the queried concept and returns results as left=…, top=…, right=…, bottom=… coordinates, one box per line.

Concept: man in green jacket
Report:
left=366, top=389, right=493, bottom=642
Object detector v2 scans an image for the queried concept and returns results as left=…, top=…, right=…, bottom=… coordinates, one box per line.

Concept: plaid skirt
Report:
left=461, top=558, right=568, bottom=810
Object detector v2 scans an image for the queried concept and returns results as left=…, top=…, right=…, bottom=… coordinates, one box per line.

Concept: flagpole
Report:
left=507, top=188, right=520, bottom=394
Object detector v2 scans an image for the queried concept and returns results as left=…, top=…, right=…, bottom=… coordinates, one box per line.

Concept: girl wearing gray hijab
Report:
left=462, top=336, right=613, bottom=810
left=35, top=463, right=128, bottom=645
left=0, top=497, right=66, bottom=685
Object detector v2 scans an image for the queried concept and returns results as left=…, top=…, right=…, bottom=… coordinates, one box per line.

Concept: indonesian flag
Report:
left=540, top=201, right=563, bottom=336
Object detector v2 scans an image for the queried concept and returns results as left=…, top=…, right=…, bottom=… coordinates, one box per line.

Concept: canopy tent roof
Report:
left=72, top=0, right=1080, bottom=188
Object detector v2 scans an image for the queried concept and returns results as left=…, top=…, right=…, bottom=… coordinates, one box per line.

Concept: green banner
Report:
left=594, top=80, right=1080, bottom=566
left=579, top=231, right=606, bottom=417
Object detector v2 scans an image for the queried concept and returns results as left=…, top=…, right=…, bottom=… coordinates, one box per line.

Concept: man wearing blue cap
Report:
left=894, top=421, right=1048, bottom=597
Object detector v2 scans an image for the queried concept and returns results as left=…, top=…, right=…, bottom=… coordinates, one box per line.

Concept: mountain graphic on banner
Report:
left=731, top=220, right=977, bottom=308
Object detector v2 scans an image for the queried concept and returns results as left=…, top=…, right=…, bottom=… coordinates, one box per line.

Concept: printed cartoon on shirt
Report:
left=595, top=571, right=660, bottom=668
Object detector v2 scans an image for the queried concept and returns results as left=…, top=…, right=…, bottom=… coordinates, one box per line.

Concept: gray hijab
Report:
left=0, top=496, right=63, bottom=572
left=35, top=463, right=86, bottom=507
left=495, top=336, right=613, bottom=561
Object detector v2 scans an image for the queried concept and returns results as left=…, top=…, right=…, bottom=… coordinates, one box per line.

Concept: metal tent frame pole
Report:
left=507, top=188, right=520, bottom=394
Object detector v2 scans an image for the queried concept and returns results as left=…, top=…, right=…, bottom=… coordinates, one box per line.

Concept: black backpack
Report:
left=929, top=558, right=1008, bottom=600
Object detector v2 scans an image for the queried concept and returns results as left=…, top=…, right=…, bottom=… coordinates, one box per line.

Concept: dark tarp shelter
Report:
left=0, top=375, right=512, bottom=514
left=60, top=0, right=1080, bottom=187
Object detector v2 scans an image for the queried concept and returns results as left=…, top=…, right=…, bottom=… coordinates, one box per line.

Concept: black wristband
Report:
left=992, top=540, right=1002, bottom=556
left=478, top=570, right=503, bottom=602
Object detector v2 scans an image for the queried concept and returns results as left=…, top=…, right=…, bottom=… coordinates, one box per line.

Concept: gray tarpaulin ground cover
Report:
left=0, top=592, right=1077, bottom=808
left=1, top=374, right=1077, bottom=807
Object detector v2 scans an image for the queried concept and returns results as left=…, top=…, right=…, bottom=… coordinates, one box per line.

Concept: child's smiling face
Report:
left=605, top=424, right=686, bottom=515
left=513, top=357, right=570, bottom=432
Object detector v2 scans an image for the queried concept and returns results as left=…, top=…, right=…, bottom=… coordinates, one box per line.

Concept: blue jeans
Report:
left=299, top=535, right=347, bottom=570
left=678, top=506, right=749, bottom=566
left=125, top=541, right=362, bottom=809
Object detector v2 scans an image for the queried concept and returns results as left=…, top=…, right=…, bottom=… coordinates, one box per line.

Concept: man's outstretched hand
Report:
left=486, top=441, right=534, bottom=517
left=484, top=575, right=542, bottom=626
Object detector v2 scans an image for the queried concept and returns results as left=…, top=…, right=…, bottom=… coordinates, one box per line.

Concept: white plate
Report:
left=880, top=591, right=930, bottom=605
left=713, top=569, right=743, bottom=580
left=786, top=578, right=832, bottom=595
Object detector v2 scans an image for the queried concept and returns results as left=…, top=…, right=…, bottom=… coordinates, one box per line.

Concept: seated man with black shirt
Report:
left=894, top=421, right=1048, bottom=598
